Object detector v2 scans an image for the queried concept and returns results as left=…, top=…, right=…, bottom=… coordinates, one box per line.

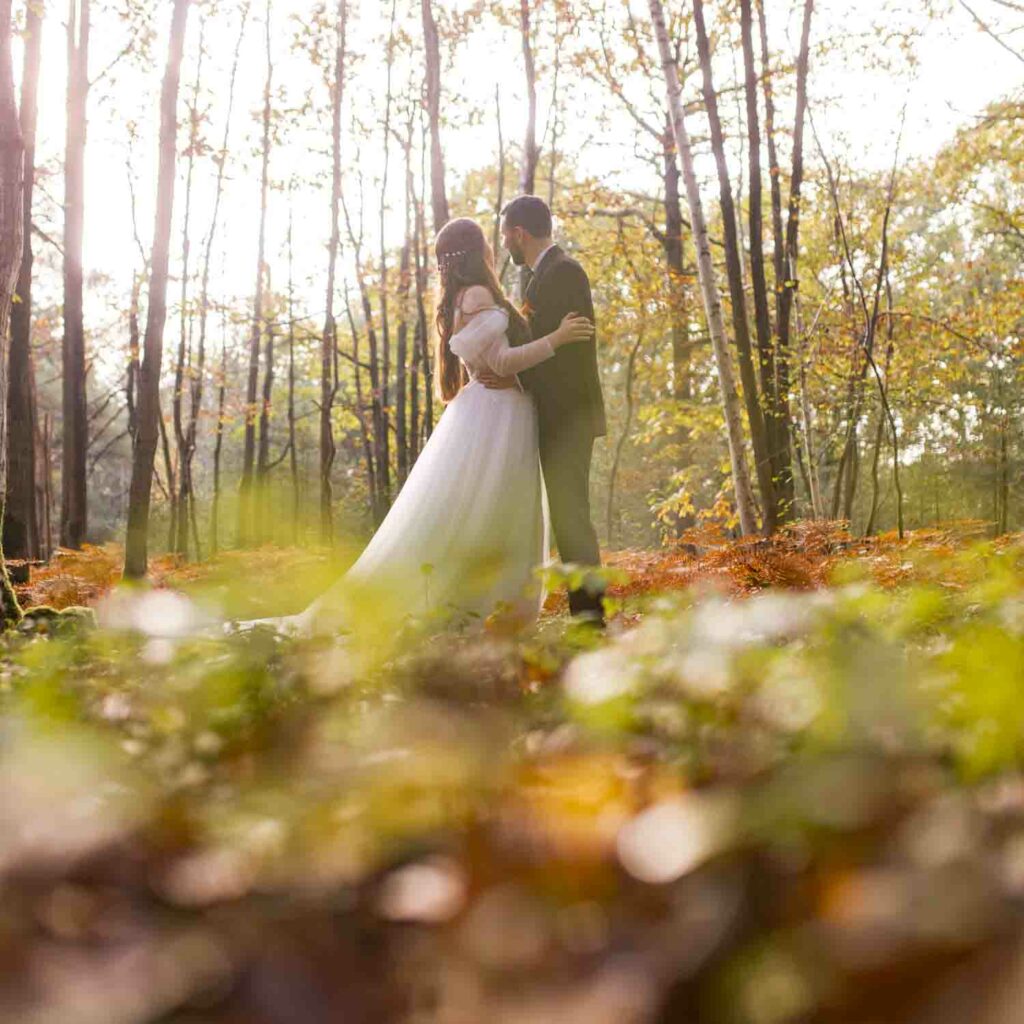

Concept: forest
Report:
left=0, top=0, right=1021, bottom=1021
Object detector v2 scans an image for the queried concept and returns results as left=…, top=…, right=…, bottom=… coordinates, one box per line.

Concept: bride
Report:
left=256, top=217, right=593, bottom=636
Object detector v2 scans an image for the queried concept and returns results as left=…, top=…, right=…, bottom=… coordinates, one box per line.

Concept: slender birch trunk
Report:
left=517, top=0, right=539, bottom=298
left=417, top=113, right=433, bottom=438
left=211, top=319, right=227, bottom=555
left=320, top=0, right=346, bottom=543
left=172, top=17, right=205, bottom=558
left=123, top=0, right=192, bottom=579
left=256, top=299, right=274, bottom=542
left=377, top=0, right=398, bottom=512
left=403, top=122, right=421, bottom=465
left=492, top=84, right=505, bottom=266
left=661, top=117, right=690, bottom=402
left=692, top=0, right=775, bottom=532
left=62, top=0, right=90, bottom=549
left=518, top=0, right=538, bottom=195
left=189, top=1, right=248, bottom=559
left=344, top=284, right=377, bottom=505
left=342, top=195, right=386, bottom=524
left=239, top=0, right=272, bottom=547
left=647, top=0, right=758, bottom=536
left=396, top=124, right=413, bottom=486
left=287, top=198, right=298, bottom=540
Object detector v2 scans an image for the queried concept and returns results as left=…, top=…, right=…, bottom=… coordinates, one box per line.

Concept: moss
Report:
left=0, top=567, right=21, bottom=628
left=17, top=604, right=96, bottom=637
left=57, top=605, right=97, bottom=627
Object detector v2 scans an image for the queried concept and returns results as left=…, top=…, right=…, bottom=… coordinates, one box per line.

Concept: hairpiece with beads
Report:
left=438, top=248, right=469, bottom=269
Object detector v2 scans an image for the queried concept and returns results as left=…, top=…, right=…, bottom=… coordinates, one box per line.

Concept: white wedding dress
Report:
left=259, top=301, right=554, bottom=636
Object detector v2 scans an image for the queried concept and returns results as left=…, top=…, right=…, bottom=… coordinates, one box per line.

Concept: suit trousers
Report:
left=538, top=414, right=604, bottom=618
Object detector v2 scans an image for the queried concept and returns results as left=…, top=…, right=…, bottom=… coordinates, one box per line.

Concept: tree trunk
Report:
left=239, top=0, right=272, bottom=547
left=607, top=328, right=644, bottom=546
left=864, top=408, right=886, bottom=537
left=885, top=284, right=905, bottom=539
left=343, top=193, right=386, bottom=524
left=287, top=198, right=298, bottom=541
left=820, top=106, right=901, bottom=534
left=126, top=270, right=142, bottom=443
left=344, top=285, right=377, bottom=507
left=421, top=0, right=448, bottom=232
left=409, top=323, right=420, bottom=466
left=997, top=415, right=1009, bottom=536
left=647, top=0, right=758, bottom=536
left=186, top=2, right=248, bottom=560
left=517, top=0, right=539, bottom=297
left=256, top=311, right=274, bottom=542
left=395, top=251, right=408, bottom=487
left=775, top=0, right=815, bottom=510
left=365, top=272, right=385, bottom=525
left=518, top=0, right=538, bottom=195
left=864, top=299, right=896, bottom=536
left=842, top=424, right=859, bottom=524
left=416, top=114, right=433, bottom=439
left=377, top=0, right=398, bottom=512
left=0, top=0, right=24, bottom=621
left=661, top=118, right=690, bottom=402
left=396, top=131, right=413, bottom=487
left=405, top=122, right=422, bottom=466
left=409, top=114, right=431, bottom=458
left=172, top=17, right=205, bottom=559
left=794, top=298, right=823, bottom=517
left=493, top=84, right=504, bottom=266
left=756, top=0, right=785, bottom=330
left=659, top=121, right=696, bottom=537
left=741, top=0, right=788, bottom=520
left=125, top=148, right=147, bottom=454
left=5, top=0, right=42, bottom=563
left=62, top=0, right=90, bottom=549
left=159, top=399, right=176, bottom=551
left=692, top=0, right=775, bottom=533
left=546, top=8, right=561, bottom=208
left=39, top=410, right=51, bottom=557
left=758, top=0, right=798, bottom=507
left=320, top=0, right=346, bottom=543
left=211, top=326, right=227, bottom=555
left=123, top=0, right=191, bottom=579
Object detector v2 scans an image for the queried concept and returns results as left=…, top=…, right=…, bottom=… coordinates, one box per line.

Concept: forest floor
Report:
left=2, top=521, right=1024, bottom=1023
left=15, top=517, right=1006, bottom=616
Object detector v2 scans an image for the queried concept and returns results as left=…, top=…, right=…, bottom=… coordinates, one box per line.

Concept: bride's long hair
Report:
left=434, top=217, right=530, bottom=403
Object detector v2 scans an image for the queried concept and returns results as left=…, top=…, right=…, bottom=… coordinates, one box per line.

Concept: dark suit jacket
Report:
left=515, top=245, right=607, bottom=438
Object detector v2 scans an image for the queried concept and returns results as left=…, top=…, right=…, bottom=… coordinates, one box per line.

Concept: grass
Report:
left=1, top=522, right=1023, bottom=1022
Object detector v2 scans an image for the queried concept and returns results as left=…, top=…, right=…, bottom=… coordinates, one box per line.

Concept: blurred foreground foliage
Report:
left=3, top=523, right=1024, bottom=1022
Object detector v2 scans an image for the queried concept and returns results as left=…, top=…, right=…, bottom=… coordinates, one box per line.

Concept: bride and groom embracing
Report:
left=270, top=195, right=607, bottom=636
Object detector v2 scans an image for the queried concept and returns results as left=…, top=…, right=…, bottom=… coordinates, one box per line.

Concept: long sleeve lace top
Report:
left=449, top=306, right=555, bottom=378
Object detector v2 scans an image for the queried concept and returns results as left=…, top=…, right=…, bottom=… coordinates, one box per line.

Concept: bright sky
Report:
left=18, top=0, right=1024, bottom=374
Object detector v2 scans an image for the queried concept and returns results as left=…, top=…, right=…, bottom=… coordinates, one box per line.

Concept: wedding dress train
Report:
left=259, top=305, right=553, bottom=636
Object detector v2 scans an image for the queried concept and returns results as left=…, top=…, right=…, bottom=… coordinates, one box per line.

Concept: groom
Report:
left=481, top=195, right=607, bottom=623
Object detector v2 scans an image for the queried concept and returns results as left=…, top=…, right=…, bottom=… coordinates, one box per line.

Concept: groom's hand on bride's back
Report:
left=479, top=370, right=520, bottom=390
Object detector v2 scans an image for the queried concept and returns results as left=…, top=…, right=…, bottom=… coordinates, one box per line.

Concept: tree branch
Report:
left=90, top=40, right=134, bottom=88
left=31, top=221, right=63, bottom=254
left=958, top=0, right=1024, bottom=63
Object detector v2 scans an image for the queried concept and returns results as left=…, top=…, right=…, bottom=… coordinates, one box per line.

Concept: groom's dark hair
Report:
left=501, top=195, right=552, bottom=238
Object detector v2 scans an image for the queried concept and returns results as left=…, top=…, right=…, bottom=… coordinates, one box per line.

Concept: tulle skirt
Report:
left=295, top=381, right=546, bottom=633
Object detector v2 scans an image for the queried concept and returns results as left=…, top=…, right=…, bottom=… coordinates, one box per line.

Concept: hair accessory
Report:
left=438, top=250, right=474, bottom=279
